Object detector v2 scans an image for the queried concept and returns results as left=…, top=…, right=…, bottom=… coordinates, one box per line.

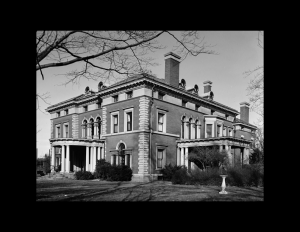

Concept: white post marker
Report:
left=219, top=175, right=228, bottom=194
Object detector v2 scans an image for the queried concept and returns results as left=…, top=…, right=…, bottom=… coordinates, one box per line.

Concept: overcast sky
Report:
left=36, top=31, right=263, bottom=158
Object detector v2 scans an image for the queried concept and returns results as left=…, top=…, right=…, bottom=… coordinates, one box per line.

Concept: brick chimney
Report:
left=164, top=52, right=181, bottom=87
left=240, top=102, right=250, bottom=123
left=203, top=81, right=212, bottom=93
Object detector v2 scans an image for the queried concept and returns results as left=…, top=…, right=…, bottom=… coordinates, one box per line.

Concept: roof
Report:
left=234, top=118, right=257, bottom=128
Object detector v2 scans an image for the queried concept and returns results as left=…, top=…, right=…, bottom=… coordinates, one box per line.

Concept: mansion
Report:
left=46, top=52, right=257, bottom=182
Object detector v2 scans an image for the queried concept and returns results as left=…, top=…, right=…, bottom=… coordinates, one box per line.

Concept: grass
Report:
left=36, top=178, right=263, bottom=201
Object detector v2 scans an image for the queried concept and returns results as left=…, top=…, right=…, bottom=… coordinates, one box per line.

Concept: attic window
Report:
left=158, top=92, right=165, bottom=100
left=56, top=111, right=60, bottom=117
left=182, top=100, right=187, bottom=107
left=83, top=106, right=88, bottom=112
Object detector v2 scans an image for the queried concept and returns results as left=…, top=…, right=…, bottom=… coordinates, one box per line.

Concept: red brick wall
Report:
left=51, top=114, right=73, bottom=138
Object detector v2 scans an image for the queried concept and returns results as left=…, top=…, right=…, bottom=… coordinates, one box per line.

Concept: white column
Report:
left=125, top=154, right=128, bottom=166
left=177, top=147, right=181, bottom=166
left=130, top=154, right=132, bottom=168
left=181, top=147, right=184, bottom=166
left=243, top=148, right=249, bottom=165
left=219, top=145, right=223, bottom=152
left=86, top=146, right=89, bottom=171
left=184, top=147, right=189, bottom=168
left=116, top=155, right=119, bottom=165
left=51, top=146, right=55, bottom=172
left=66, top=145, right=70, bottom=173
left=61, top=146, right=65, bottom=172
left=93, top=147, right=97, bottom=172
left=111, top=155, right=113, bottom=165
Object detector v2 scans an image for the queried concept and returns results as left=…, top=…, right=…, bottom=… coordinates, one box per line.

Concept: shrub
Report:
left=107, top=165, right=133, bottom=181
left=226, top=167, right=245, bottom=187
left=94, top=159, right=111, bottom=180
left=74, top=171, right=94, bottom=180
left=171, top=167, right=191, bottom=185
left=161, top=163, right=183, bottom=181
left=226, top=165, right=263, bottom=187
left=190, top=168, right=222, bottom=186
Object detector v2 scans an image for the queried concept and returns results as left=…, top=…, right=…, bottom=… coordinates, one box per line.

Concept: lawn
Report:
left=36, top=178, right=263, bottom=201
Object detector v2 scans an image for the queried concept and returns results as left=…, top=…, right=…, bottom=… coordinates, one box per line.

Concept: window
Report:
left=157, top=149, right=164, bottom=169
left=126, top=91, right=133, bottom=99
left=57, top=112, right=60, bottom=117
left=182, top=100, right=187, bottom=107
left=113, top=95, right=118, bottom=102
left=126, top=112, right=132, bottom=131
left=217, top=125, right=221, bottom=137
left=64, top=109, right=68, bottom=115
left=82, top=120, right=87, bottom=138
left=195, top=120, right=198, bottom=139
left=229, top=128, right=233, bottom=137
left=189, top=118, right=192, bottom=139
left=158, top=113, right=164, bottom=132
left=97, top=102, right=101, bottom=109
left=113, top=115, right=118, bottom=133
left=206, top=124, right=212, bottom=138
left=158, top=92, right=164, bottom=100
left=83, top=105, right=88, bottom=112
left=223, top=126, right=226, bottom=136
left=56, top=125, right=61, bottom=138
left=96, top=117, right=101, bottom=137
left=64, top=123, right=69, bottom=138
left=181, top=116, right=185, bottom=139
left=195, top=105, right=200, bottom=111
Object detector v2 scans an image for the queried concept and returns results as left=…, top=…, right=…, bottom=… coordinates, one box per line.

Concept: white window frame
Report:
left=157, top=109, right=167, bottom=133
left=124, top=108, right=134, bottom=132
left=156, top=146, right=167, bottom=169
left=55, top=124, right=61, bottom=138
left=111, top=111, right=119, bottom=134
left=63, top=122, right=69, bottom=138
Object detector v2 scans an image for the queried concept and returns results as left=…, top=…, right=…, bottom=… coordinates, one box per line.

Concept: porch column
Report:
left=181, top=147, right=184, bottom=166
left=66, top=145, right=70, bottom=173
left=61, top=146, right=65, bottom=172
left=93, top=146, right=97, bottom=172
left=51, top=146, right=55, bottom=172
left=116, top=154, right=119, bottom=165
left=86, top=146, right=89, bottom=171
left=219, top=145, right=223, bottom=152
left=177, top=147, right=181, bottom=166
left=184, top=147, right=189, bottom=168
left=111, top=155, right=114, bottom=165
left=243, top=147, right=249, bottom=165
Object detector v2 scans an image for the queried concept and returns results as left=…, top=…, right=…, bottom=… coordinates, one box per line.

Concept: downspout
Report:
left=149, top=84, right=155, bottom=182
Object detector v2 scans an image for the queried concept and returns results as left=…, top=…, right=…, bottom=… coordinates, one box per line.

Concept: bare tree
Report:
left=244, top=31, right=264, bottom=122
left=36, top=31, right=217, bottom=85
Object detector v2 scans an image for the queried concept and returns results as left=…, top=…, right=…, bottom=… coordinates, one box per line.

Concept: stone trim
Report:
left=50, top=120, right=53, bottom=139
left=102, top=107, right=107, bottom=135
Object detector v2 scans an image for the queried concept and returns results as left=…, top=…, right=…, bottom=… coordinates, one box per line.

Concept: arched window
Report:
left=82, top=120, right=87, bottom=138
left=90, top=118, right=94, bottom=137
left=181, top=116, right=185, bottom=139
left=189, top=118, right=192, bottom=139
left=118, top=143, right=126, bottom=166
left=195, top=120, right=198, bottom=139
left=96, top=117, right=101, bottom=138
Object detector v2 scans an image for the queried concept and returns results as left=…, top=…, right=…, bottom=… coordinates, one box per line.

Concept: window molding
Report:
left=124, top=108, right=134, bottom=132
left=55, top=124, right=61, bottom=138
left=157, top=109, right=167, bottom=133
left=63, top=122, right=69, bottom=138
left=111, top=111, right=119, bottom=134
left=156, top=145, right=167, bottom=170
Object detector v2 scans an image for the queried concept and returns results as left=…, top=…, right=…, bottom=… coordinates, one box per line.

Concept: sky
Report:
left=36, top=31, right=263, bottom=158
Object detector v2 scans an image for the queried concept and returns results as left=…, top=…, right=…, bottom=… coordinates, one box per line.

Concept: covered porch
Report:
left=176, top=136, right=252, bottom=172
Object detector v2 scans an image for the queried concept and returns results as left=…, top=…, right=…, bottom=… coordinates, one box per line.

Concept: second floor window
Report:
left=158, top=113, right=164, bottom=132
left=126, top=112, right=132, bottom=131
left=64, top=124, right=69, bottom=138
left=113, top=95, right=118, bottom=102
left=206, top=124, right=212, bottom=138
left=113, top=115, right=118, bottom=133
left=217, top=125, right=221, bottom=137
left=56, top=126, right=60, bottom=138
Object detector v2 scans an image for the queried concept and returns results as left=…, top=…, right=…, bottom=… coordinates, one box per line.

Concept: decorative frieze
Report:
left=72, top=114, right=79, bottom=138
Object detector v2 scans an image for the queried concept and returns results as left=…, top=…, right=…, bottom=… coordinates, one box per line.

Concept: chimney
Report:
left=203, top=81, right=212, bottom=93
left=164, top=52, right=181, bottom=87
left=240, top=102, right=250, bottom=123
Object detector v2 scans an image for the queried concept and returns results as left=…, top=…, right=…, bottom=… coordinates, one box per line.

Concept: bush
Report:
left=74, top=171, right=94, bottom=180
left=161, top=163, right=183, bottom=181
left=171, top=167, right=191, bottom=185
left=190, top=168, right=222, bottom=186
left=107, top=165, right=133, bottom=181
left=94, top=159, right=111, bottom=180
